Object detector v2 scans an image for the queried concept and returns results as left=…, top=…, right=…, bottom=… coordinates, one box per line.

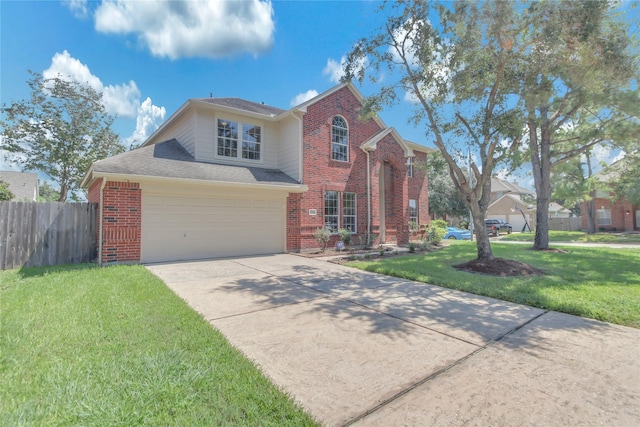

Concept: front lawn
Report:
left=0, top=264, right=317, bottom=426
left=501, top=230, right=640, bottom=243
left=347, top=242, right=640, bottom=328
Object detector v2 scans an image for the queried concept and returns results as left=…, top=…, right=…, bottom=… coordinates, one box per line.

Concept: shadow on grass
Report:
left=14, top=262, right=99, bottom=278
left=200, top=253, right=622, bottom=346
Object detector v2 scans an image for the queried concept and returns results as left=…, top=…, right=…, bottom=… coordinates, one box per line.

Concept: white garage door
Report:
left=142, top=190, right=285, bottom=263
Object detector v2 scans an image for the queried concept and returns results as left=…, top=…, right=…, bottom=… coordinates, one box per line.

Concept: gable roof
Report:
left=0, top=171, right=39, bottom=201
left=82, top=139, right=306, bottom=192
left=360, top=127, right=415, bottom=157
left=197, top=97, right=286, bottom=116
left=491, top=177, right=534, bottom=195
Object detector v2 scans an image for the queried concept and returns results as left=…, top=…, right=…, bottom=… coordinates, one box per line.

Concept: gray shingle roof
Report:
left=197, top=98, right=286, bottom=116
left=91, top=139, right=301, bottom=187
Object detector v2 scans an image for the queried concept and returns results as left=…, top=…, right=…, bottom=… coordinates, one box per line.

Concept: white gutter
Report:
left=90, top=172, right=309, bottom=193
left=98, top=178, right=107, bottom=266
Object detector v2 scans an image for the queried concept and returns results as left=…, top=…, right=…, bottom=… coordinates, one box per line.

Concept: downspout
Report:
left=292, top=111, right=304, bottom=183
left=362, top=148, right=372, bottom=248
left=98, top=178, right=106, bottom=266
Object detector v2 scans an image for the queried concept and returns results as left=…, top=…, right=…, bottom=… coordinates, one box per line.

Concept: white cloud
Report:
left=42, top=51, right=165, bottom=146
left=43, top=50, right=102, bottom=91
left=43, top=50, right=142, bottom=118
left=323, top=58, right=344, bottom=84
left=323, top=54, right=367, bottom=84
left=290, top=90, right=318, bottom=107
left=63, top=0, right=89, bottom=19
left=93, top=0, right=275, bottom=59
left=124, top=97, right=166, bottom=148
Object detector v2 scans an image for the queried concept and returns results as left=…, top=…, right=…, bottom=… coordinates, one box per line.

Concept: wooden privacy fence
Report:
left=0, top=202, right=97, bottom=270
left=548, top=216, right=582, bottom=231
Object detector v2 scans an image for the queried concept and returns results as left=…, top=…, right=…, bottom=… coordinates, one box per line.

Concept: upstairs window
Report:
left=407, top=157, right=414, bottom=177
left=331, top=116, right=349, bottom=162
left=217, top=118, right=261, bottom=161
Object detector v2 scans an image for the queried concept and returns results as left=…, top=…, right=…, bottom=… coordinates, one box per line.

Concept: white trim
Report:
left=89, top=172, right=308, bottom=193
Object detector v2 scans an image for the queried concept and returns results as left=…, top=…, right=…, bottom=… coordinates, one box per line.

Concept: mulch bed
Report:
left=453, top=257, right=545, bottom=277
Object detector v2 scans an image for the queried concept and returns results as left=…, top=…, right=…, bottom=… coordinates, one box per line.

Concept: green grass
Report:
left=0, top=264, right=318, bottom=427
left=501, top=230, right=640, bottom=243
left=348, top=242, right=640, bottom=328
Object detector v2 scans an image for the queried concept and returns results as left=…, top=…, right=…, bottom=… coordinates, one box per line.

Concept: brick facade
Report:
left=287, top=86, right=430, bottom=251
left=88, top=179, right=142, bottom=264
left=581, top=196, right=639, bottom=232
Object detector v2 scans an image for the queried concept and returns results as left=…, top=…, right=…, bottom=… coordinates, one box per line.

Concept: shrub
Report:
left=458, top=220, right=469, bottom=230
left=409, top=243, right=415, bottom=253
left=408, top=221, right=419, bottom=233
left=427, top=219, right=448, bottom=245
left=338, top=228, right=352, bottom=246
left=314, top=227, right=331, bottom=251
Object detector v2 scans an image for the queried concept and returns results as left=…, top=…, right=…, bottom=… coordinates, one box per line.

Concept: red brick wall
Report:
left=100, top=181, right=142, bottom=264
left=581, top=196, right=638, bottom=231
left=288, top=86, right=429, bottom=250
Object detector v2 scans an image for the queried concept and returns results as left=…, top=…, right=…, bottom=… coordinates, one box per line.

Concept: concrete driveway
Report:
left=146, top=254, right=640, bottom=426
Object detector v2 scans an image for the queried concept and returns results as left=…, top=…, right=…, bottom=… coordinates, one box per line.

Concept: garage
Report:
left=141, top=184, right=287, bottom=263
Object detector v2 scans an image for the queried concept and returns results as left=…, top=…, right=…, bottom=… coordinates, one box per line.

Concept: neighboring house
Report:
left=0, top=171, right=38, bottom=201
left=82, top=83, right=433, bottom=264
left=486, top=177, right=536, bottom=232
left=580, top=166, right=639, bottom=231
left=548, top=202, right=572, bottom=218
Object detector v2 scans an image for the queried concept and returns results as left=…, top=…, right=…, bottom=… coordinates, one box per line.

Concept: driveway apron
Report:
left=146, top=254, right=640, bottom=426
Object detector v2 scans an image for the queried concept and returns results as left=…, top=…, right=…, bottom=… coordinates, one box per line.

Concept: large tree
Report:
left=1, top=72, right=124, bottom=201
left=344, top=0, right=525, bottom=261
left=517, top=0, right=638, bottom=248
left=426, top=152, right=468, bottom=221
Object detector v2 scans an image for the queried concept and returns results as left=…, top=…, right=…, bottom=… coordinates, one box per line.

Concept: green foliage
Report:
left=427, top=219, right=448, bottom=245
left=314, top=227, right=331, bottom=251
left=37, top=181, right=60, bottom=202
left=426, top=153, right=469, bottom=219
left=337, top=228, right=352, bottom=246
left=408, top=243, right=416, bottom=253
left=1, top=71, right=125, bottom=202
left=0, top=264, right=317, bottom=425
left=348, top=243, right=640, bottom=328
left=0, top=178, right=14, bottom=201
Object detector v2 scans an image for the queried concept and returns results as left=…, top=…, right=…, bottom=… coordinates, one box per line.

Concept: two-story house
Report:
left=82, top=83, right=432, bottom=264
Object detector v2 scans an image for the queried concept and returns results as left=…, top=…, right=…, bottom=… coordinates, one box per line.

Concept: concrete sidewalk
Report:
left=146, top=254, right=640, bottom=426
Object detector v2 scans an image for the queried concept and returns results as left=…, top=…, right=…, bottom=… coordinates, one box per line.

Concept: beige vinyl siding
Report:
left=140, top=181, right=286, bottom=263
left=150, top=109, right=196, bottom=156
left=194, top=111, right=280, bottom=169
left=276, top=116, right=302, bottom=182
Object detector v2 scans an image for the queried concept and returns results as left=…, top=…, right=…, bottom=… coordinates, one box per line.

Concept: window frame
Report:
left=324, top=191, right=340, bottom=233
left=342, top=192, right=357, bottom=233
left=409, top=199, right=418, bottom=225
left=331, top=116, right=349, bottom=162
left=324, top=191, right=358, bottom=234
left=216, top=117, right=263, bottom=162
left=407, top=156, right=414, bottom=178
left=596, top=208, right=612, bottom=226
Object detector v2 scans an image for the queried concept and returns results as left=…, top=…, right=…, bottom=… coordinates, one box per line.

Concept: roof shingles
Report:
left=91, top=139, right=300, bottom=187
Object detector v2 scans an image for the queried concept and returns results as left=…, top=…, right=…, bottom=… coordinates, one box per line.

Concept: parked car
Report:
left=485, top=219, right=513, bottom=236
left=444, top=227, right=472, bottom=240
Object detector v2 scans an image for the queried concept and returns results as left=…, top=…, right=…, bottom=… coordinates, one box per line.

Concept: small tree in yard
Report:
left=338, top=228, right=352, bottom=247
left=0, top=178, right=14, bottom=201
left=314, top=227, right=331, bottom=252
left=427, top=219, right=448, bottom=245
left=1, top=71, right=125, bottom=201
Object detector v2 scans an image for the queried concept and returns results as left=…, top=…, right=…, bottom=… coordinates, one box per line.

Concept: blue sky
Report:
left=1, top=0, right=633, bottom=190
left=1, top=0, right=427, bottom=166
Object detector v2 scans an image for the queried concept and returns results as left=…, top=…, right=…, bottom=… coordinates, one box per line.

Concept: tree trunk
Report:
left=472, top=212, right=494, bottom=261
left=57, top=181, right=68, bottom=202
left=529, top=108, right=552, bottom=250
left=585, top=197, right=596, bottom=234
